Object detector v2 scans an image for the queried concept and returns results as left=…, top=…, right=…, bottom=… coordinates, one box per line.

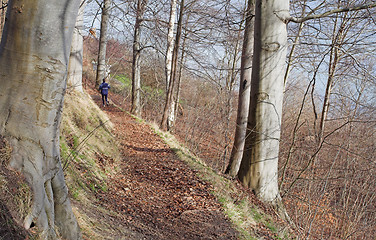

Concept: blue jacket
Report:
left=99, top=82, right=110, bottom=95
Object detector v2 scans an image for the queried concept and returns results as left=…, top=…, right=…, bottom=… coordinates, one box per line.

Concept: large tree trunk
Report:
left=67, top=0, right=85, bottom=92
left=0, top=0, right=81, bottom=239
left=95, top=0, right=111, bottom=88
left=238, top=0, right=288, bottom=203
left=225, top=0, right=254, bottom=177
left=131, top=0, right=147, bottom=117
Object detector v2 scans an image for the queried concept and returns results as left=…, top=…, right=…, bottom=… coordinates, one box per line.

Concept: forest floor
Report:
left=83, top=88, right=240, bottom=239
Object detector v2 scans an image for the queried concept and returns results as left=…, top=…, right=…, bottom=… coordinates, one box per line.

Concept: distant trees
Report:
left=277, top=1, right=376, bottom=238
left=0, top=0, right=81, bottom=239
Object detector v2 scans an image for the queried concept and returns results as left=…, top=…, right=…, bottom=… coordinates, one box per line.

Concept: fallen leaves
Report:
left=87, top=89, right=238, bottom=239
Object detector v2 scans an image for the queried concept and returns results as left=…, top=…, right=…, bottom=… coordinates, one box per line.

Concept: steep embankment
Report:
left=0, top=89, right=291, bottom=239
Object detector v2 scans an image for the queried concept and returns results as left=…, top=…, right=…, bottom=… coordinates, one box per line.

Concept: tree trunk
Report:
left=95, top=0, right=111, bottom=88
left=131, top=0, right=147, bottom=117
left=161, top=0, right=184, bottom=131
left=173, top=25, right=188, bottom=126
left=0, top=0, right=81, bottom=239
left=238, top=0, right=288, bottom=203
left=225, top=0, right=254, bottom=177
left=68, top=0, right=85, bottom=92
left=0, top=1, right=7, bottom=38
left=318, top=14, right=346, bottom=143
left=165, top=0, right=177, bottom=91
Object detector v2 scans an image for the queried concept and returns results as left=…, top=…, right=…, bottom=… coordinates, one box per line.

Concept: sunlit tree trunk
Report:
left=225, top=0, right=254, bottom=177
left=131, top=0, right=147, bottom=116
left=95, top=0, right=111, bottom=88
left=165, top=0, right=177, bottom=91
left=238, top=0, right=289, bottom=203
left=161, top=0, right=184, bottom=131
left=0, top=0, right=81, bottom=239
left=67, top=0, right=85, bottom=92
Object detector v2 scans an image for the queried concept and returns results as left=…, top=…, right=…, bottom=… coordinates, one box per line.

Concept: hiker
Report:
left=99, top=78, right=110, bottom=107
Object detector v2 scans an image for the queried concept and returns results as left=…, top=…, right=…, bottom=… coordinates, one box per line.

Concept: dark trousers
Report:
left=101, top=94, right=108, bottom=105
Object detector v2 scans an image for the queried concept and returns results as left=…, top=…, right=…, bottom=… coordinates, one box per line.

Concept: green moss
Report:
left=251, top=208, right=262, bottom=222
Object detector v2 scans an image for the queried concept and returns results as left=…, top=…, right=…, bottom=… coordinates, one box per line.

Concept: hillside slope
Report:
left=0, top=89, right=291, bottom=239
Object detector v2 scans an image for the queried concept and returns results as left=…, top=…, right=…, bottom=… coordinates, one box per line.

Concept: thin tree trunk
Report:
left=68, top=0, right=86, bottom=92
left=95, top=0, right=111, bottom=88
left=318, top=13, right=347, bottom=143
left=173, top=25, right=188, bottom=126
left=161, top=0, right=184, bottom=131
left=238, top=0, right=289, bottom=203
left=225, top=0, right=254, bottom=177
left=131, top=0, right=147, bottom=116
left=0, top=0, right=81, bottom=238
left=165, top=0, right=177, bottom=91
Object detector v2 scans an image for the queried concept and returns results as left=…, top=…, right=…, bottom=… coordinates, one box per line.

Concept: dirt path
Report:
left=88, top=91, right=238, bottom=239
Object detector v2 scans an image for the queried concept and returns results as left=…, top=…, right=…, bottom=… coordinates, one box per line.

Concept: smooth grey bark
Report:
left=238, top=0, right=289, bottom=203
left=165, top=0, right=177, bottom=91
left=0, top=0, right=81, bottom=239
left=95, top=0, right=111, bottom=88
left=161, top=0, right=184, bottom=131
left=164, top=0, right=177, bottom=129
left=67, top=0, right=85, bottom=92
left=131, top=0, right=147, bottom=116
left=225, top=0, right=254, bottom=177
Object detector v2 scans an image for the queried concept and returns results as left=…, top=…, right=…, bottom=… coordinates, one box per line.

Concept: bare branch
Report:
left=289, top=3, right=376, bottom=23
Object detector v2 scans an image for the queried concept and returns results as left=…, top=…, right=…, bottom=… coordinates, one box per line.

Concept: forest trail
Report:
left=86, top=89, right=239, bottom=239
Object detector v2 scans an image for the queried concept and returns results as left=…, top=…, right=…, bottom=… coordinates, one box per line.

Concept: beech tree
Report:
left=131, top=0, right=148, bottom=116
left=0, top=0, right=81, bottom=239
left=68, top=0, right=86, bottom=92
left=96, top=0, right=112, bottom=88
left=225, top=0, right=254, bottom=177
left=237, top=0, right=289, bottom=203
left=165, top=0, right=177, bottom=90
left=162, top=0, right=177, bottom=129
left=161, top=0, right=184, bottom=130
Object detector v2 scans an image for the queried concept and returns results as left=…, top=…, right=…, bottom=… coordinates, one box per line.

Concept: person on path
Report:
left=99, top=78, right=110, bottom=107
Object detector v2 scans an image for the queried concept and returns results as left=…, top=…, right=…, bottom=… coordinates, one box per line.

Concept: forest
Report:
left=0, top=0, right=375, bottom=239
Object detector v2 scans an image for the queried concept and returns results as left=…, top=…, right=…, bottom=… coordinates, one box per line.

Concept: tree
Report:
left=163, top=0, right=177, bottom=129
left=165, top=0, right=177, bottom=90
left=68, top=0, right=86, bottom=92
left=0, top=0, right=81, bottom=239
left=131, top=0, right=148, bottom=116
left=96, top=0, right=112, bottom=88
left=237, top=0, right=289, bottom=203
left=161, top=0, right=184, bottom=130
left=225, top=0, right=254, bottom=177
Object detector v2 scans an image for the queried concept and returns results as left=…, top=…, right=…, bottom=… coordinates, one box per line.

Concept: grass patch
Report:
left=60, top=91, right=124, bottom=239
